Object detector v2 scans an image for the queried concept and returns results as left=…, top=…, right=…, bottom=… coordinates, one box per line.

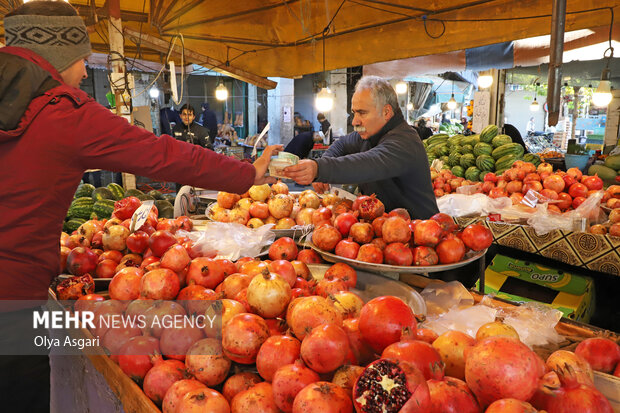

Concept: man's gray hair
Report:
left=355, top=76, right=399, bottom=112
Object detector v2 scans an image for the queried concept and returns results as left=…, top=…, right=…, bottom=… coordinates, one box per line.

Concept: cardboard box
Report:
left=477, top=254, right=595, bottom=322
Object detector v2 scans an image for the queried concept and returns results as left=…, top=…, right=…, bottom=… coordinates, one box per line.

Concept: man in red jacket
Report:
left=0, top=2, right=280, bottom=409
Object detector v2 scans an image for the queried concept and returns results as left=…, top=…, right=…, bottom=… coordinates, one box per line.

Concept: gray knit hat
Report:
left=4, top=14, right=91, bottom=73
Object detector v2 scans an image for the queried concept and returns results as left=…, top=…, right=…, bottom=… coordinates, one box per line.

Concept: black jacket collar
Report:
left=368, top=108, right=405, bottom=147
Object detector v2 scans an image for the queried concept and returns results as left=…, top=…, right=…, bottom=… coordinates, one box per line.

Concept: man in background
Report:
left=172, top=103, right=212, bottom=149
left=198, top=102, right=218, bottom=144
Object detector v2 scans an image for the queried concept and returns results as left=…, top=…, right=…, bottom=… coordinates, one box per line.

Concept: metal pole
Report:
left=547, top=0, right=567, bottom=126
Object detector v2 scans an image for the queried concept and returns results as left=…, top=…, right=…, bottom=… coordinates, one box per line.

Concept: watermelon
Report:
left=465, top=166, right=482, bottom=181
left=588, top=165, right=617, bottom=185
left=491, top=134, right=512, bottom=148
left=107, top=183, right=125, bottom=200
left=479, top=170, right=489, bottom=181
left=447, top=134, right=464, bottom=147
left=451, top=165, right=465, bottom=177
left=522, top=153, right=541, bottom=167
left=92, top=187, right=115, bottom=201
left=495, top=154, right=519, bottom=171
left=124, top=188, right=144, bottom=198
left=476, top=155, right=495, bottom=171
left=426, top=134, right=449, bottom=146
left=491, top=143, right=524, bottom=160
left=462, top=135, right=479, bottom=147
left=63, top=218, right=86, bottom=234
left=148, top=190, right=164, bottom=200
left=473, top=142, right=493, bottom=157
left=159, top=206, right=174, bottom=219
left=440, top=155, right=450, bottom=165
left=461, top=144, right=474, bottom=154
left=93, top=199, right=115, bottom=219
left=460, top=153, right=476, bottom=169
left=68, top=197, right=95, bottom=220
left=479, top=125, right=499, bottom=143
left=74, top=183, right=95, bottom=199
left=448, top=152, right=462, bottom=167
left=605, top=155, right=620, bottom=170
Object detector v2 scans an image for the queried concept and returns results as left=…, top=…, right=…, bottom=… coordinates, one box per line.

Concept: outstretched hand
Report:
left=283, top=159, right=318, bottom=185
left=253, top=145, right=283, bottom=185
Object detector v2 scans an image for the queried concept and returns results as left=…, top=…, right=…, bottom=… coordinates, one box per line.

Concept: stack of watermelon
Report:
left=423, top=124, right=540, bottom=182
left=63, top=183, right=177, bottom=233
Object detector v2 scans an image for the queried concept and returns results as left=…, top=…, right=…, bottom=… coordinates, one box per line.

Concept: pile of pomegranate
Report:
left=210, top=181, right=350, bottom=230
left=62, top=229, right=618, bottom=412
left=311, top=195, right=493, bottom=266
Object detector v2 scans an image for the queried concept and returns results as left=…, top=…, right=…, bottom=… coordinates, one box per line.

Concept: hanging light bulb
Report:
left=406, top=102, right=414, bottom=110
left=149, top=88, right=160, bottom=99
left=395, top=81, right=408, bottom=94
left=530, top=97, right=540, bottom=111
left=215, top=81, right=228, bottom=101
left=592, top=68, right=613, bottom=107
left=447, top=94, right=457, bottom=110
left=315, top=86, right=334, bottom=112
left=477, top=71, right=493, bottom=89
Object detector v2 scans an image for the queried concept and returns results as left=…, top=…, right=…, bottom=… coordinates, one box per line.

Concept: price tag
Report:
left=130, top=200, right=154, bottom=233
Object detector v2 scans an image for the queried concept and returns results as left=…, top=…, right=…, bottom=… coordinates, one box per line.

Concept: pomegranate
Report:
left=583, top=174, right=604, bottom=190
left=160, top=325, right=204, bottom=361
left=185, top=338, right=231, bottom=386
left=382, top=339, right=444, bottom=380
left=356, top=194, right=385, bottom=221
left=126, top=230, right=149, bottom=254
left=430, top=212, right=458, bottom=233
left=568, top=182, right=588, bottom=199
left=292, top=381, right=353, bottom=413
left=359, top=296, right=417, bottom=353
left=222, top=372, right=262, bottom=402
left=117, top=335, right=161, bottom=383
left=356, top=243, right=383, bottom=263
left=142, top=300, right=186, bottom=338
left=415, top=328, right=439, bottom=344
left=486, top=398, right=537, bottom=413
left=246, top=270, right=292, bottom=318
left=300, top=323, right=350, bottom=373
left=230, top=382, right=278, bottom=413
left=267, top=260, right=297, bottom=287
left=372, top=216, right=388, bottom=238
left=217, top=191, right=241, bottom=209
left=312, top=207, right=333, bottom=226
left=343, top=318, right=377, bottom=366
left=66, top=247, right=99, bottom=276
left=256, top=335, right=301, bottom=381
left=436, top=237, right=466, bottom=264
left=384, top=242, right=414, bottom=266
left=543, top=174, right=566, bottom=192
left=335, top=238, right=360, bottom=259
left=312, top=225, right=342, bottom=252
left=286, top=296, right=342, bottom=340
left=102, top=325, right=141, bottom=363
left=574, top=337, right=620, bottom=373
left=272, top=360, right=320, bottom=412
left=102, top=224, right=130, bottom=251
left=432, top=330, right=475, bottom=380
left=545, top=350, right=594, bottom=386
left=476, top=320, right=519, bottom=340
left=427, top=376, right=480, bottom=413
left=162, top=379, right=206, bottom=413
left=186, top=257, right=226, bottom=289
left=290, top=260, right=311, bottom=279
left=324, top=262, right=357, bottom=288
left=314, top=278, right=349, bottom=297
left=56, top=273, right=95, bottom=300
left=148, top=230, right=177, bottom=257
left=74, top=293, right=105, bottom=313
left=465, top=337, right=540, bottom=407
left=371, top=237, right=387, bottom=251
left=268, top=237, right=299, bottom=260
left=249, top=201, right=270, bottom=219
left=268, top=194, right=294, bottom=219
left=334, top=212, right=358, bottom=237
left=95, top=259, right=117, bottom=278
left=541, top=367, right=613, bottom=413
left=109, top=267, right=143, bottom=300
left=222, top=313, right=270, bottom=364
left=143, top=359, right=187, bottom=406
left=177, top=388, right=230, bottom=412
left=159, top=244, right=191, bottom=273
left=460, top=224, right=492, bottom=251
left=295, top=207, right=315, bottom=226
left=296, top=249, right=323, bottom=264
left=411, top=246, right=439, bottom=266
left=352, top=359, right=430, bottom=413
left=299, top=190, right=321, bottom=209
left=349, top=222, right=374, bottom=244
left=332, top=365, right=365, bottom=394
left=249, top=184, right=271, bottom=202
left=140, top=268, right=180, bottom=300
left=414, top=220, right=443, bottom=247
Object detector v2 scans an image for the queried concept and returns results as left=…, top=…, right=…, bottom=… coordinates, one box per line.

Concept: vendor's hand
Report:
left=312, top=182, right=330, bottom=194
left=284, top=159, right=318, bottom=185
left=253, top=144, right=283, bottom=185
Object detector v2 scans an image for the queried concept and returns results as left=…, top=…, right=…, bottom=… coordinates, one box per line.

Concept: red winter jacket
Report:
left=0, top=47, right=256, bottom=301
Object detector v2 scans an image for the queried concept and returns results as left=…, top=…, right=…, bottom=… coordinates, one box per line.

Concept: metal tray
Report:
left=308, top=241, right=486, bottom=274
left=308, top=264, right=426, bottom=316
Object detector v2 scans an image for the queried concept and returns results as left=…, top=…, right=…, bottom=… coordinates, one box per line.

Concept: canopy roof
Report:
left=1, top=0, right=619, bottom=88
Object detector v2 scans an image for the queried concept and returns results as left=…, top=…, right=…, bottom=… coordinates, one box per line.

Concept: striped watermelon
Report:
left=93, top=199, right=116, bottom=219
left=523, top=153, right=541, bottom=166
left=465, top=166, right=482, bottom=181
left=451, top=165, right=465, bottom=177
left=495, top=154, right=520, bottom=171
left=107, top=183, right=125, bottom=200
left=448, top=152, right=462, bottom=167
left=461, top=144, right=474, bottom=154
left=476, top=155, right=495, bottom=171
left=473, top=142, right=493, bottom=157
left=491, top=143, right=524, bottom=160
left=480, top=125, right=499, bottom=143
left=68, top=197, right=95, bottom=220
left=460, top=153, right=476, bottom=169
left=74, top=183, right=95, bottom=199
left=491, top=134, right=512, bottom=148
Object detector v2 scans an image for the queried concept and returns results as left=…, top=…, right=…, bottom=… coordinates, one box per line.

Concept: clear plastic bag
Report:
left=182, top=222, right=275, bottom=261
left=437, top=193, right=512, bottom=217
left=420, top=281, right=474, bottom=316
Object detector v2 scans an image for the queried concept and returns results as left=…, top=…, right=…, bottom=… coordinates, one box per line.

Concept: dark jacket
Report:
left=199, top=103, right=218, bottom=143
left=315, top=111, right=438, bottom=219
left=284, top=131, right=315, bottom=159
left=0, top=47, right=255, bottom=301
left=416, top=125, right=433, bottom=140
left=172, top=121, right=212, bottom=149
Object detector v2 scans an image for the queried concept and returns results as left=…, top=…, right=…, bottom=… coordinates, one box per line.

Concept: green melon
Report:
left=473, top=142, right=493, bottom=157
left=460, top=153, right=476, bottom=169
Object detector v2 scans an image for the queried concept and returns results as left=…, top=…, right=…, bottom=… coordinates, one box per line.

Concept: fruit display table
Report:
left=455, top=216, right=620, bottom=276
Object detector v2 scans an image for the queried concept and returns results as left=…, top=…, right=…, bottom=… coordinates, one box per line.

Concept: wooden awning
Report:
left=2, top=0, right=619, bottom=87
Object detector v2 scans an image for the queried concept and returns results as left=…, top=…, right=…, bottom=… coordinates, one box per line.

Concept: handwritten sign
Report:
left=472, top=91, right=490, bottom=134
left=130, top=200, right=154, bottom=233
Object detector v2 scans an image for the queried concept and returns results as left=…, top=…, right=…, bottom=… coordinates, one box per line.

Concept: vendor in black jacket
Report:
left=284, top=76, right=438, bottom=219
left=173, top=104, right=212, bottom=149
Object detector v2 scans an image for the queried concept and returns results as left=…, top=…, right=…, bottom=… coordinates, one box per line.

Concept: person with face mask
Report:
left=284, top=76, right=438, bottom=219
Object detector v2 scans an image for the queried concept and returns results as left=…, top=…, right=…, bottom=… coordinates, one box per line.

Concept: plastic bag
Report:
left=437, top=193, right=511, bottom=217
left=183, top=222, right=275, bottom=261
left=420, top=281, right=474, bottom=316
left=423, top=304, right=498, bottom=338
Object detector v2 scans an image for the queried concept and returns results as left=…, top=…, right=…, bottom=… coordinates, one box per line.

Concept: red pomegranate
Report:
left=430, top=213, right=458, bottom=234
left=574, top=337, right=620, bottom=374
left=342, top=318, right=376, bottom=366
left=140, top=268, right=180, bottom=300
left=117, top=335, right=161, bottom=383
left=286, top=296, right=342, bottom=340
left=272, top=360, right=320, bottom=412
left=349, top=222, right=374, bottom=244
left=356, top=243, right=384, bottom=263
left=356, top=194, right=385, bottom=221
left=427, top=376, right=480, bottom=413
left=230, top=382, right=278, bottom=413
left=383, top=339, right=444, bottom=380
left=256, top=335, right=301, bottom=381
left=162, top=379, right=206, bottom=413
left=353, top=359, right=430, bottom=413
left=66, top=247, right=98, bottom=276
left=324, top=262, right=357, bottom=288
left=160, top=325, right=205, bottom=361
left=414, top=220, right=443, bottom=247
left=312, top=225, right=342, bottom=252
left=268, top=237, right=299, bottom=260
left=460, top=224, right=493, bottom=251
left=186, top=257, right=226, bottom=289
left=143, top=358, right=187, bottom=406
left=333, top=212, right=358, bottom=237
left=148, top=230, right=177, bottom=257
left=177, top=388, right=230, bottom=413
left=185, top=338, right=231, bottom=387
left=109, top=267, right=143, bottom=301
left=222, top=372, right=262, bottom=402
left=334, top=238, right=360, bottom=259
left=300, top=323, right=350, bottom=373
left=292, top=381, right=353, bottom=413
left=486, top=398, right=537, bottom=413
left=358, top=295, right=417, bottom=353
left=160, top=244, right=191, bottom=273
left=296, top=249, right=323, bottom=264
left=436, top=237, right=466, bottom=264
left=411, top=246, right=439, bottom=266
left=222, top=313, right=270, bottom=364
left=384, top=242, right=414, bottom=266
left=372, top=216, right=388, bottom=237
